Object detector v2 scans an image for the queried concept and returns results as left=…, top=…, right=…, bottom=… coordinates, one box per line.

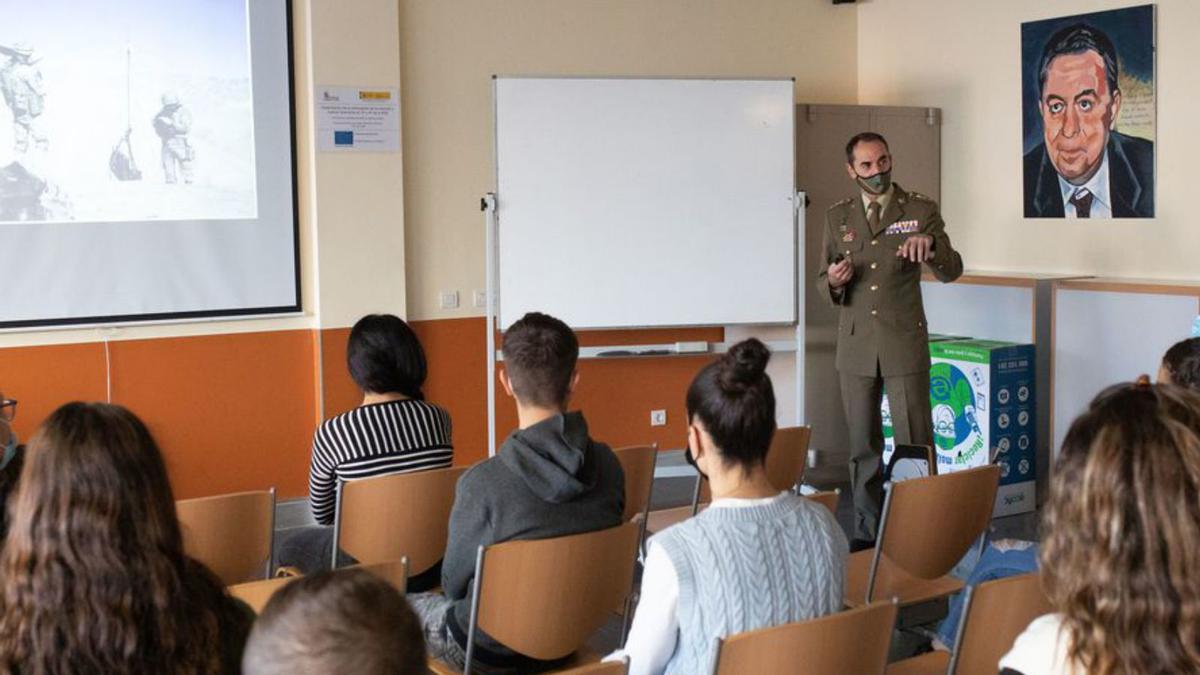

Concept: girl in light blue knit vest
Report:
left=612, top=339, right=849, bottom=675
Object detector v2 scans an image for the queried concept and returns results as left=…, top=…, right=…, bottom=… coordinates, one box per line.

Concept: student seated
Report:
left=1000, top=382, right=1200, bottom=674
left=0, top=390, right=24, bottom=539
left=614, top=339, right=848, bottom=675
left=411, top=311, right=625, bottom=672
left=242, top=568, right=425, bottom=675
left=277, top=314, right=453, bottom=586
left=0, top=402, right=253, bottom=674
left=1158, top=336, right=1200, bottom=390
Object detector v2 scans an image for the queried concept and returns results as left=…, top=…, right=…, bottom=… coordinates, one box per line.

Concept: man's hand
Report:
left=896, top=234, right=934, bottom=263
left=827, top=257, right=854, bottom=288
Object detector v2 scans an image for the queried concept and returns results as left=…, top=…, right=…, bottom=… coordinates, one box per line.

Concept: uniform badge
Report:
left=884, top=220, right=920, bottom=235
left=842, top=231, right=856, bottom=242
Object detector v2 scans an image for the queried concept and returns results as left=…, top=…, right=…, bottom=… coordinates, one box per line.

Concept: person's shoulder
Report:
left=999, top=613, right=1073, bottom=674
left=827, top=197, right=855, bottom=214
left=897, top=185, right=937, bottom=208
left=1112, top=131, right=1154, bottom=170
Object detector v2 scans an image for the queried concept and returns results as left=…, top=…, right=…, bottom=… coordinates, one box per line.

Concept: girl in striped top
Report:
left=277, top=315, right=453, bottom=586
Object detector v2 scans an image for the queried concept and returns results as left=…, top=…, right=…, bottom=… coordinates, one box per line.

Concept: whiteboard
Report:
left=921, top=281, right=1035, bottom=343
left=494, top=77, right=796, bottom=329
left=1053, top=288, right=1198, bottom=454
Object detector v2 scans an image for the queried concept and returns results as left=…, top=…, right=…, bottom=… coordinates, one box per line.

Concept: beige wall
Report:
left=399, top=0, right=859, bottom=321
left=858, top=0, right=1198, bottom=279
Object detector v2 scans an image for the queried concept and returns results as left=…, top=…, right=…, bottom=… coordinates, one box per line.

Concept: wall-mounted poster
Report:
left=1022, top=5, right=1155, bottom=219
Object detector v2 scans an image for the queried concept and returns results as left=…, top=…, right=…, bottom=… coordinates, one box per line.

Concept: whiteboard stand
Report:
left=484, top=190, right=807, bottom=459
left=484, top=192, right=499, bottom=457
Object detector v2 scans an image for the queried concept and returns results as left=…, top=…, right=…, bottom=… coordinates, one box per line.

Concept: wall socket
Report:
left=650, top=409, right=667, bottom=426
left=473, top=290, right=488, bottom=308
left=439, top=290, right=459, bottom=309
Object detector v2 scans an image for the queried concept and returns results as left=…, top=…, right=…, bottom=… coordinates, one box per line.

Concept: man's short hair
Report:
left=1163, top=338, right=1200, bottom=391
left=845, top=132, right=890, bottom=164
left=1037, top=23, right=1120, bottom=99
left=501, top=312, right=579, bottom=408
left=242, top=569, right=425, bottom=675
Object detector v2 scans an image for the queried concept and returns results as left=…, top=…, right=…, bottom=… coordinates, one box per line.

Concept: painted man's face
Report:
left=1040, top=50, right=1121, bottom=185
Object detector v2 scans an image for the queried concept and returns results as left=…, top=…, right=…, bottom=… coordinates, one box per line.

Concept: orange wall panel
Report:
left=411, top=318, right=721, bottom=465
left=0, top=342, right=109, bottom=443
left=108, top=330, right=319, bottom=500
left=319, top=327, right=360, bottom=418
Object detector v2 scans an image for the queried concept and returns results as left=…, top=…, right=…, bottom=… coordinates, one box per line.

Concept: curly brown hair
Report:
left=0, top=402, right=244, bottom=674
left=1041, top=383, right=1200, bottom=674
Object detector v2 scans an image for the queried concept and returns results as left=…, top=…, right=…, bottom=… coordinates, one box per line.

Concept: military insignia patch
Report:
left=884, top=220, right=920, bottom=235
left=842, top=231, right=856, bottom=242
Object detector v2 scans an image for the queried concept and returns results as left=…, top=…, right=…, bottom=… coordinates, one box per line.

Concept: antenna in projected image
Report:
left=109, top=42, right=143, bottom=182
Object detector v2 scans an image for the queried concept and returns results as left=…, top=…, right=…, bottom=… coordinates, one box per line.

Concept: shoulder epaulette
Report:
left=907, top=191, right=934, bottom=203
left=828, top=198, right=854, bottom=211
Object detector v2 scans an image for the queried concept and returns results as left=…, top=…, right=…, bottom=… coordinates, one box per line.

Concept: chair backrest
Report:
left=950, top=573, right=1052, bottom=675
left=334, top=465, right=466, bottom=572
left=803, top=490, right=840, bottom=516
left=613, top=444, right=657, bottom=522
left=695, top=425, right=812, bottom=505
left=228, top=575, right=298, bottom=614
left=711, top=601, right=898, bottom=675
left=877, top=465, right=1000, bottom=582
left=355, top=557, right=409, bottom=595
left=884, top=443, right=937, bottom=484
left=470, top=521, right=641, bottom=662
left=177, top=488, right=275, bottom=585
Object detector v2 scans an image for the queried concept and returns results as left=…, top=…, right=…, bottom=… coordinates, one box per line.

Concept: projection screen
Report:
left=0, top=0, right=299, bottom=329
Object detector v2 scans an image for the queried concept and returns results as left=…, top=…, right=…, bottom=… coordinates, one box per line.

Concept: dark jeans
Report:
left=274, top=525, right=443, bottom=592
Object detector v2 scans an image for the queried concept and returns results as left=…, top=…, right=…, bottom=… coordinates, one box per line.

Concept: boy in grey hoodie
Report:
left=412, top=312, right=625, bottom=672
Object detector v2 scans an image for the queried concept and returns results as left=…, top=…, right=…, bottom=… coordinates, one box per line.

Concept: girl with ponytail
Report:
left=613, top=339, right=849, bottom=675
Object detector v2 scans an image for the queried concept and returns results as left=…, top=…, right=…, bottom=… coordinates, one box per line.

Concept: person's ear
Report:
left=688, top=421, right=709, bottom=464
left=568, top=371, right=580, bottom=395
left=845, top=162, right=857, bottom=181
left=498, top=369, right=516, bottom=399
left=1109, top=89, right=1122, bottom=130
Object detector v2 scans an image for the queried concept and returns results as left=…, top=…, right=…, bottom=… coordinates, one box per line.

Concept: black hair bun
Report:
left=719, top=338, right=771, bottom=391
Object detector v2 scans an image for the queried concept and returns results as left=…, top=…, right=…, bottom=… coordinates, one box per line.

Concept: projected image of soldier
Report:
left=0, top=43, right=47, bottom=154
left=153, top=92, right=194, bottom=184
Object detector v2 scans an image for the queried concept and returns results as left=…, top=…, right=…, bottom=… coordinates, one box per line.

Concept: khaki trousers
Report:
left=840, top=366, right=933, bottom=541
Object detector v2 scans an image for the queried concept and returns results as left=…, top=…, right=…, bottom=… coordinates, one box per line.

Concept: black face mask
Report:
left=684, top=441, right=709, bottom=480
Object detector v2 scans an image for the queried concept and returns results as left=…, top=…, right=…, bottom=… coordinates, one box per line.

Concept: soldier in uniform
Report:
left=0, top=44, right=47, bottom=153
left=817, top=132, right=963, bottom=547
left=153, top=92, right=194, bottom=184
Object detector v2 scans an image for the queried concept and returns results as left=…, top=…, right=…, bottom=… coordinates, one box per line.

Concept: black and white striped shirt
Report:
left=308, top=399, right=453, bottom=525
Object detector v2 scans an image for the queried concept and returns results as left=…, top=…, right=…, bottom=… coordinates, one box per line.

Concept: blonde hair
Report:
left=1041, top=383, right=1200, bottom=674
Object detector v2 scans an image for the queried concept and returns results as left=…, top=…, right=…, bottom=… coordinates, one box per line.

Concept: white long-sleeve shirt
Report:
left=607, top=492, right=793, bottom=675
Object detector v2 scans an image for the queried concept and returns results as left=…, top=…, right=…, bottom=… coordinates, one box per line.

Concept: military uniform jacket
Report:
left=817, top=183, right=963, bottom=377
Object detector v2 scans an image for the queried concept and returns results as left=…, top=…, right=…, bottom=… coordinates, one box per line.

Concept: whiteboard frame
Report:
left=491, top=75, right=798, bottom=331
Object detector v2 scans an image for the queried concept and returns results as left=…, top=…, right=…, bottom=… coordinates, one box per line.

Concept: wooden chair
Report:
left=645, top=426, right=811, bottom=535
left=887, top=573, right=1051, bottom=675
left=613, top=444, right=658, bottom=523
left=428, top=521, right=641, bottom=674
left=846, top=465, right=1000, bottom=608
left=710, top=600, right=898, bottom=674
left=804, top=488, right=841, bottom=516
left=331, top=466, right=466, bottom=574
left=884, top=444, right=937, bottom=485
left=177, top=488, right=276, bottom=585
left=229, top=574, right=298, bottom=614
left=355, top=557, right=409, bottom=594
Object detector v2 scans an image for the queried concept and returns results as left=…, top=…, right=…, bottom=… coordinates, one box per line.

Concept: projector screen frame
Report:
left=0, top=0, right=303, bottom=332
